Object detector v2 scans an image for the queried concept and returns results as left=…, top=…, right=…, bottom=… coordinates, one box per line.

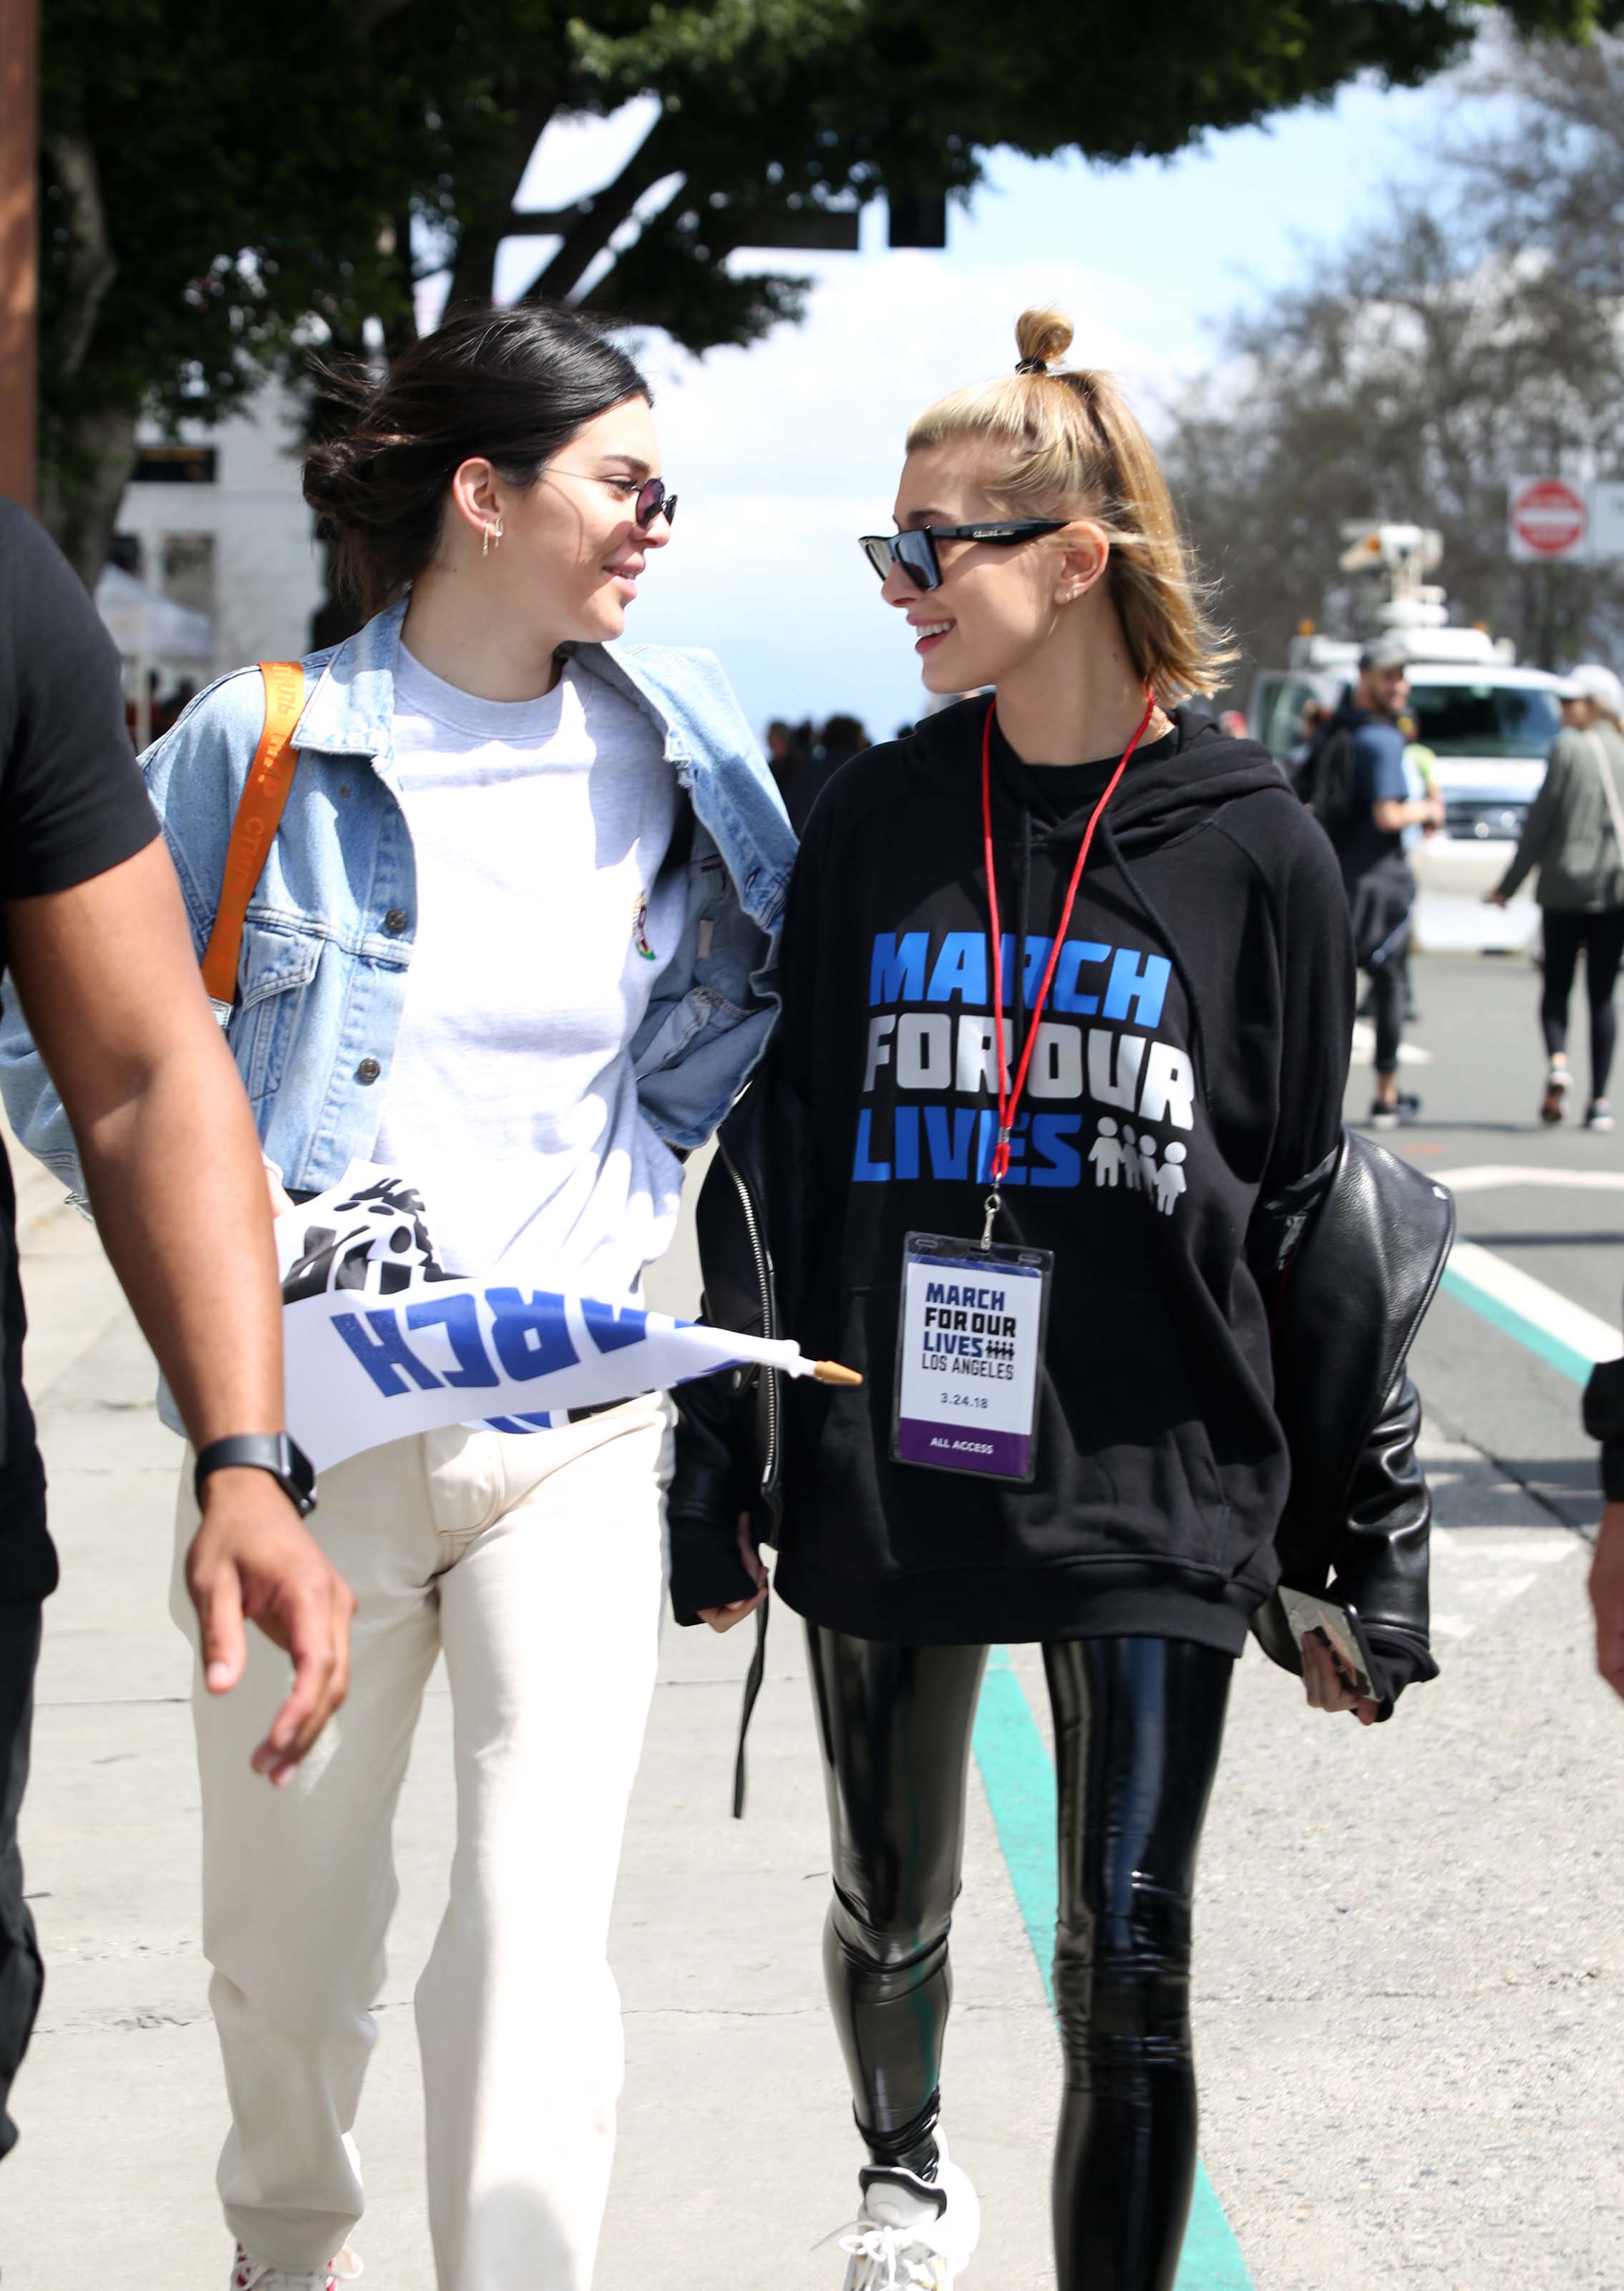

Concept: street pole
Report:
left=0, top=0, right=40, bottom=512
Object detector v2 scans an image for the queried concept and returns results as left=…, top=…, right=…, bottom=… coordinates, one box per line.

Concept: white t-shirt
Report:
left=371, top=646, right=686, bottom=1300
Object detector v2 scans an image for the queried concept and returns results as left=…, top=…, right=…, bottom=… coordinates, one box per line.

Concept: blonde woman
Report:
left=666, top=313, right=1447, bottom=2289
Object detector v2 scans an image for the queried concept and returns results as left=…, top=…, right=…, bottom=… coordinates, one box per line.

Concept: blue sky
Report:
left=489, top=68, right=1464, bottom=740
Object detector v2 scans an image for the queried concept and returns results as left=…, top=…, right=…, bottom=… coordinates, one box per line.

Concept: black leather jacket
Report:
left=670, top=1075, right=1454, bottom=1720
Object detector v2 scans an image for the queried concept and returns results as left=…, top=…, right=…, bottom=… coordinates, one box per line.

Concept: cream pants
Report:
left=170, top=1398, right=670, bottom=2290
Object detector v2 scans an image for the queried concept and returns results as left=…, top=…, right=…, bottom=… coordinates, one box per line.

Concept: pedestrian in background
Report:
left=784, top=712, right=872, bottom=832
left=765, top=715, right=812, bottom=800
left=1487, top=662, right=1624, bottom=1133
left=1395, top=708, right=1438, bottom=1022
left=4, top=303, right=793, bottom=2291
left=1582, top=1327, right=1624, bottom=1701
left=0, top=503, right=352, bottom=2170
left=1299, top=636, right=1444, bottom=1130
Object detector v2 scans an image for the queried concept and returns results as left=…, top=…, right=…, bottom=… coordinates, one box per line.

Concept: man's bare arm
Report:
left=1590, top=1501, right=1624, bottom=1702
left=1372, top=794, right=1444, bottom=833
left=4, top=839, right=353, bottom=1779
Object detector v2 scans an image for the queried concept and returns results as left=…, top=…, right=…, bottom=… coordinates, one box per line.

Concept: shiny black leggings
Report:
left=1540, top=907, right=1624, bottom=1099
left=807, top=1629, right=1233, bottom=2291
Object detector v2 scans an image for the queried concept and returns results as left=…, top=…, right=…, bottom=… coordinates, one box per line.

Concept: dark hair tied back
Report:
left=303, top=302, right=650, bottom=621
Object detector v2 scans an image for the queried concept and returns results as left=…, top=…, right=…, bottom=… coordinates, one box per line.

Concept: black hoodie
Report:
left=767, top=697, right=1356, bottom=1650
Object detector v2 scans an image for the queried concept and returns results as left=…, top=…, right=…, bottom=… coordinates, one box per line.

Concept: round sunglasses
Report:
left=550, top=469, right=679, bottom=530
left=859, top=519, right=1067, bottom=592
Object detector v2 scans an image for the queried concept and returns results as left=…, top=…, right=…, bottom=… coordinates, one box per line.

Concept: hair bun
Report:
left=1014, top=306, right=1074, bottom=374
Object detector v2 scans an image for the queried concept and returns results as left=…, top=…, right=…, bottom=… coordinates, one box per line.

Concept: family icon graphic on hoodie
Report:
left=1089, top=1118, right=1186, bottom=1214
left=851, top=927, right=1197, bottom=1201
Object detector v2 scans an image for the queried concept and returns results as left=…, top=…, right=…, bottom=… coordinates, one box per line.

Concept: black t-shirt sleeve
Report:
left=1265, top=813, right=1356, bottom=1193
left=0, top=505, right=159, bottom=901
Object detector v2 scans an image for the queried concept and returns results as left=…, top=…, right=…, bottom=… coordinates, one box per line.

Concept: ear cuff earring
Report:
left=482, top=515, right=504, bottom=558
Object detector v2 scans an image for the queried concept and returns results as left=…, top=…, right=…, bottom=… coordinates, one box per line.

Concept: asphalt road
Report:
left=1357, top=951, right=1620, bottom=1530
left=4, top=953, right=1622, bottom=2291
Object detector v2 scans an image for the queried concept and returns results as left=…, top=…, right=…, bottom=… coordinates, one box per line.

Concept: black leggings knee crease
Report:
left=807, top=1624, right=1233, bottom=2291
left=1540, top=907, right=1624, bottom=1098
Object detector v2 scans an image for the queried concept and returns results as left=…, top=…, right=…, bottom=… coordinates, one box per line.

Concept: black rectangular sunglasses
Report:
left=858, top=520, right=1067, bottom=592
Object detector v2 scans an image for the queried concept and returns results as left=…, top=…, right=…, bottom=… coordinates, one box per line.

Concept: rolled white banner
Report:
left=267, top=1164, right=835, bottom=1471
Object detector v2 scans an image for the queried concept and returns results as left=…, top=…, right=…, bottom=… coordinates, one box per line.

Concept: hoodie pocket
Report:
left=1034, top=1278, right=1230, bottom=1571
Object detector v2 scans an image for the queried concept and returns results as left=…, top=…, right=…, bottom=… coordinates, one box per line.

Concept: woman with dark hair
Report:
left=2, top=301, right=794, bottom=2291
left=668, top=310, right=1444, bottom=2289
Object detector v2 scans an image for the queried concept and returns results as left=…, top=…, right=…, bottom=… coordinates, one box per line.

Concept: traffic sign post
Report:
left=1507, top=475, right=1624, bottom=565
left=1508, top=477, right=1589, bottom=562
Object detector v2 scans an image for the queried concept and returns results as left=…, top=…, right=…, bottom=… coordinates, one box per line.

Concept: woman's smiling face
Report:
left=880, top=439, right=1101, bottom=694
left=465, top=396, right=672, bottom=645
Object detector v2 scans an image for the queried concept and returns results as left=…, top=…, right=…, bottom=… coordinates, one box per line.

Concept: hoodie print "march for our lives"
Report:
left=852, top=927, right=1195, bottom=1216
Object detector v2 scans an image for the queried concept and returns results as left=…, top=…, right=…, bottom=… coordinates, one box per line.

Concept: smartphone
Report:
left=1278, top=1589, right=1382, bottom=1704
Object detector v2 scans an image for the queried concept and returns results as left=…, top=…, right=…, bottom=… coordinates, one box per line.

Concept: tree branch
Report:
left=442, top=89, right=565, bottom=314
left=41, top=130, right=117, bottom=382
left=522, top=114, right=675, bottom=306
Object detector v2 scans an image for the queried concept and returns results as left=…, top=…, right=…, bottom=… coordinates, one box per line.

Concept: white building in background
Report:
left=111, top=380, right=324, bottom=677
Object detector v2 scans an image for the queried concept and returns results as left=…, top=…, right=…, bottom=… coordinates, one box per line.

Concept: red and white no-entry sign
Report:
left=1509, top=477, right=1588, bottom=561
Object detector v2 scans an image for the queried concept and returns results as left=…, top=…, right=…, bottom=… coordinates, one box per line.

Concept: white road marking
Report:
left=1419, top=1430, right=1587, bottom=1643
left=1427, top=1529, right=1579, bottom=1642
left=1444, top=1238, right=1620, bottom=1365
left=1434, top=1163, right=1624, bottom=1194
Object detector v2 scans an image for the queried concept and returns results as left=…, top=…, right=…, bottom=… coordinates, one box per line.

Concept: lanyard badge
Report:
left=893, top=1233, right=1053, bottom=1481
left=890, top=691, right=1157, bottom=1485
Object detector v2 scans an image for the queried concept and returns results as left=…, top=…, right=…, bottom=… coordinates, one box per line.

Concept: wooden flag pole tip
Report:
left=812, top=1361, right=864, bottom=1387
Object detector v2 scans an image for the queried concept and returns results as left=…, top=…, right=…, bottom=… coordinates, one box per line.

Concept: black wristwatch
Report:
left=194, top=1433, right=317, bottom=1519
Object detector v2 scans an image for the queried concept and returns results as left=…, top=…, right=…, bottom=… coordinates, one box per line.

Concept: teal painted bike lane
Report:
left=972, top=1649, right=1253, bottom=2291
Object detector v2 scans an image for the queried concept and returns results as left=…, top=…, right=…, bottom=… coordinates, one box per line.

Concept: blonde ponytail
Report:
left=907, top=309, right=1235, bottom=702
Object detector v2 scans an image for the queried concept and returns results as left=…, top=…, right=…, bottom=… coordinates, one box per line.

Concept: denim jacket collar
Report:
left=293, top=596, right=407, bottom=761
left=296, top=594, right=705, bottom=776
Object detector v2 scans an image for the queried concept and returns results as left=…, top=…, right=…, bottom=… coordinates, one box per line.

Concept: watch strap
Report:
left=194, top=1433, right=317, bottom=1518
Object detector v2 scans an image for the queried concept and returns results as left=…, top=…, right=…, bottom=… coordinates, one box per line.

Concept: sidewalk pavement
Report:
left=3, top=1129, right=1621, bottom=2290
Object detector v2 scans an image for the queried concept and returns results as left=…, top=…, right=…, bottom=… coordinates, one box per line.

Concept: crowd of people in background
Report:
left=1288, top=647, right=1624, bottom=1136
left=764, top=712, right=873, bottom=831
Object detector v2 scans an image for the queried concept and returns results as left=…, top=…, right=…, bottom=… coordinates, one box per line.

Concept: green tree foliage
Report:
left=1162, top=28, right=1624, bottom=689
left=39, top=0, right=1620, bottom=583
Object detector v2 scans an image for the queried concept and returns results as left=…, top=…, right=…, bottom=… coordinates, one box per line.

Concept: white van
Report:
left=1249, top=643, right=1559, bottom=952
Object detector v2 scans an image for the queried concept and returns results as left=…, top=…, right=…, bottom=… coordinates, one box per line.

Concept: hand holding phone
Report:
left=1280, top=1589, right=1384, bottom=1726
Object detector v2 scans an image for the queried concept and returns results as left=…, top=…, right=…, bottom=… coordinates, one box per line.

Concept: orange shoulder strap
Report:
left=200, top=662, right=306, bottom=1014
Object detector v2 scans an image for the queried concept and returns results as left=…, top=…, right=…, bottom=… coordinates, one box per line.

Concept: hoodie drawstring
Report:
left=1097, top=812, right=1210, bottom=1098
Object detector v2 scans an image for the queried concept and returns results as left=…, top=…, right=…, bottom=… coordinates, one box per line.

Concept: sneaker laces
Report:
left=816, top=2216, right=950, bottom=2288
left=232, top=2249, right=364, bottom=2290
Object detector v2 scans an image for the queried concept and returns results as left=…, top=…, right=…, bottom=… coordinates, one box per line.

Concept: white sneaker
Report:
left=819, top=2139, right=981, bottom=2287
left=229, top=2246, right=362, bottom=2291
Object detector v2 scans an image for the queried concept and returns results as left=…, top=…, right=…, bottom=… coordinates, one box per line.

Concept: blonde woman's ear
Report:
left=1054, top=521, right=1110, bottom=604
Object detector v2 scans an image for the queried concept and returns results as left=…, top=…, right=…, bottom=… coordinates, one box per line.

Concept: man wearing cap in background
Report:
left=1311, top=635, right=1445, bottom=1128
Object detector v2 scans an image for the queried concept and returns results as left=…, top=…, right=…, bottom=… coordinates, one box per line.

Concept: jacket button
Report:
left=356, top=1057, right=381, bottom=1084
left=383, top=908, right=408, bottom=935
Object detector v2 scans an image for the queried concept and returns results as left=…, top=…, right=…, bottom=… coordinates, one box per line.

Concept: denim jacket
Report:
left=0, top=599, right=796, bottom=1191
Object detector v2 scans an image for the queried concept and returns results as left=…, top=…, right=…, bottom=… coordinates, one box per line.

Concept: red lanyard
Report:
left=980, top=689, right=1157, bottom=1192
